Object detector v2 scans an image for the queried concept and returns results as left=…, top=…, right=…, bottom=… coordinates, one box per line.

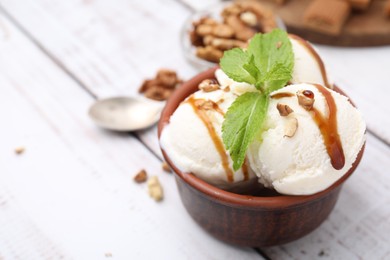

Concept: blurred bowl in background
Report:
left=181, top=1, right=286, bottom=71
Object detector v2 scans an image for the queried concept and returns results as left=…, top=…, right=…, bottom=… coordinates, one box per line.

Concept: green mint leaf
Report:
left=222, top=92, right=269, bottom=171
left=220, top=48, right=256, bottom=85
left=242, top=55, right=259, bottom=84
left=220, top=29, right=294, bottom=170
left=247, top=29, right=294, bottom=92
left=220, top=29, right=294, bottom=93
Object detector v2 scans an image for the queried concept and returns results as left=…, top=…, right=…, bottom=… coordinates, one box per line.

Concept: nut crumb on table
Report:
left=139, top=69, right=182, bottom=101
left=147, top=176, right=163, bottom=202
left=134, top=169, right=148, bottom=183
left=14, top=146, right=25, bottom=154
left=162, top=161, right=171, bottom=173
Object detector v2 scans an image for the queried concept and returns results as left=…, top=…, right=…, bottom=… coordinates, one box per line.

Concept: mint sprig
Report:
left=221, top=29, right=294, bottom=170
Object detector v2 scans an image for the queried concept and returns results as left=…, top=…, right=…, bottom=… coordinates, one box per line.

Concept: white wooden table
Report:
left=0, top=0, right=389, bottom=259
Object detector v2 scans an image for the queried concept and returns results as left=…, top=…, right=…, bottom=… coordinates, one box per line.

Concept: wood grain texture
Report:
left=0, top=13, right=260, bottom=260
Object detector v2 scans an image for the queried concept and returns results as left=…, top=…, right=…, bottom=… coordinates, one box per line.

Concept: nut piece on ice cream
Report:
left=248, top=83, right=366, bottom=195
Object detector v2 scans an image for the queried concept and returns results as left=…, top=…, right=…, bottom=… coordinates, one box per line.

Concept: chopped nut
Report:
left=156, top=69, right=178, bottom=87
left=203, top=35, right=214, bottom=45
left=240, top=2, right=278, bottom=32
left=138, top=79, right=159, bottom=93
left=225, top=15, right=256, bottom=41
left=297, top=90, right=315, bottom=110
left=189, top=2, right=277, bottom=64
left=194, top=99, right=214, bottom=110
left=147, top=176, right=163, bottom=202
left=210, top=38, right=247, bottom=50
left=189, top=29, right=203, bottom=46
left=240, top=11, right=258, bottom=27
left=162, top=161, right=171, bottom=173
left=212, top=24, right=234, bottom=38
left=134, top=169, right=148, bottom=183
left=276, top=41, right=282, bottom=49
left=197, top=17, right=218, bottom=26
left=217, top=98, right=225, bottom=104
left=277, top=103, right=294, bottom=116
left=15, top=146, right=25, bottom=154
left=196, top=46, right=223, bottom=63
left=221, top=4, right=243, bottom=18
left=196, top=24, right=214, bottom=36
left=198, top=79, right=220, bottom=92
left=138, top=69, right=182, bottom=101
left=284, top=117, right=298, bottom=138
left=144, top=87, right=172, bottom=101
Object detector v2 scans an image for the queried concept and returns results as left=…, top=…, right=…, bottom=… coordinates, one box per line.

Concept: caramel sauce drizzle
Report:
left=211, top=102, right=225, bottom=117
left=311, top=84, right=345, bottom=170
left=271, top=85, right=345, bottom=170
left=241, top=158, right=249, bottom=181
left=187, top=97, right=234, bottom=182
left=270, top=92, right=294, bottom=99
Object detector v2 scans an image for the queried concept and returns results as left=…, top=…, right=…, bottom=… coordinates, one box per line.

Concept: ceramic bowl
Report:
left=157, top=67, right=364, bottom=247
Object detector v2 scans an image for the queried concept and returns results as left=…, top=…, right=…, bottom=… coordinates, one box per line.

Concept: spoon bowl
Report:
left=89, top=97, right=163, bottom=131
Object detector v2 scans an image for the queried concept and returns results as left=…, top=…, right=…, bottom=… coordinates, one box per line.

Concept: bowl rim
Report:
left=157, top=67, right=365, bottom=209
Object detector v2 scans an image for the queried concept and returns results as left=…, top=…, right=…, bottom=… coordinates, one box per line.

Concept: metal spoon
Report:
left=88, top=97, right=164, bottom=131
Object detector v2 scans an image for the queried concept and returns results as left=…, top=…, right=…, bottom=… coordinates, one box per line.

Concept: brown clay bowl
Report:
left=157, top=67, right=365, bottom=247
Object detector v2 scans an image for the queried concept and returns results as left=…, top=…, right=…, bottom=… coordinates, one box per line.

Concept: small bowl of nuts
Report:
left=182, top=1, right=285, bottom=69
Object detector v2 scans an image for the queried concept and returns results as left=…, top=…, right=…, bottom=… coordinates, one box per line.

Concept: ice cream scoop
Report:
left=160, top=86, right=256, bottom=189
left=248, top=83, right=366, bottom=195
left=289, top=35, right=331, bottom=88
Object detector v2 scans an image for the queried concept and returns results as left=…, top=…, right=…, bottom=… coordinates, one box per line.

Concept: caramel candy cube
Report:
left=304, top=0, right=351, bottom=35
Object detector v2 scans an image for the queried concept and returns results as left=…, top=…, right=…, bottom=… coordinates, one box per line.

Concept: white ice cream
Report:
left=248, top=83, right=366, bottom=195
left=160, top=88, right=256, bottom=188
left=289, top=36, right=331, bottom=88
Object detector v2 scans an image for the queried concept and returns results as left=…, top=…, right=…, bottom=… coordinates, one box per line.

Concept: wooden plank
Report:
left=0, top=13, right=261, bottom=259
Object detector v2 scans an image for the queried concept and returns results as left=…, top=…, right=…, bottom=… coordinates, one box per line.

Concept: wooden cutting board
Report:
left=260, top=0, right=390, bottom=46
